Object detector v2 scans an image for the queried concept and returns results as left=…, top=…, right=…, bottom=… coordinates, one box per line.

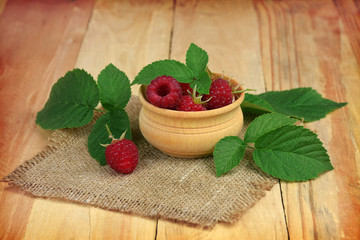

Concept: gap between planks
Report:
left=168, top=0, right=177, bottom=59
left=279, top=181, right=290, bottom=240
left=154, top=0, right=177, bottom=237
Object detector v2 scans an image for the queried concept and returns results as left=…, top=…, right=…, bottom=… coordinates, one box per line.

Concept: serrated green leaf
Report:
left=132, top=59, right=195, bottom=85
left=253, top=125, right=334, bottom=181
left=87, top=109, right=132, bottom=166
left=244, top=113, right=297, bottom=143
left=241, top=88, right=347, bottom=122
left=36, top=69, right=99, bottom=129
left=189, top=71, right=212, bottom=94
left=97, top=63, right=131, bottom=111
left=186, top=43, right=209, bottom=79
left=214, top=136, right=247, bottom=177
left=241, top=93, right=274, bottom=114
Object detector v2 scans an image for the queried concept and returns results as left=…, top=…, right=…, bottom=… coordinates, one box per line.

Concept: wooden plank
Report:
left=157, top=0, right=288, bottom=239
left=24, top=0, right=174, bottom=239
left=312, top=2, right=360, bottom=238
left=24, top=199, right=91, bottom=240
left=0, top=0, right=94, bottom=239
left=89, top=208, right=157, bottom=239
left=254, top=0, right=360, bottom=239
left=335, top=0, right=360, bottom=161
left=334, top=0, right=360, bottom=65
left=0, top=0, right=7, bottom=15
left=0, top=186, right=34, bottom=240
left=336, top=14, right=360, bottom=240
left=254, top=0, right=302, bottom=90
left=157, top=186, right=288, bottom=240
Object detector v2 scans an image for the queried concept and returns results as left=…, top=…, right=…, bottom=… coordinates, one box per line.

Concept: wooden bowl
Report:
left=138, top=74, right=245, bottom=158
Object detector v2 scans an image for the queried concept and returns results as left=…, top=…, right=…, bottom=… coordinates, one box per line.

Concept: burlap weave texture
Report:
left=2, top=96, right=276, bottom=227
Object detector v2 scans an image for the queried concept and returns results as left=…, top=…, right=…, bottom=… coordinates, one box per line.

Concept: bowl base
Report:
left=159, top=149, right=213, bottom=159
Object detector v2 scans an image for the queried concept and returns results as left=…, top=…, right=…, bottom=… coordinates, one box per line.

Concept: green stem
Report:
left=105, top=124, right=115, bottom=141
left=234, top=88, right=257, bottom=94
left=206, top=66, right=213, bottom=75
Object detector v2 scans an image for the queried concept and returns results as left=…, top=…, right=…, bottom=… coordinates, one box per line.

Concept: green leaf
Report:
left=97, top=63, right=131, bottom=111
left=244, top=113, right=297, bottom=143
left=132, top=59, right=195, bottom=85
left=214, top=136, right=247, bottom=177
left=253, top=125, right=334, bottom=181
left=241, top=88, right=347, bottom=122
left=189, top=71, right=212, bottom=94
left=87, top=108, right=132, bottom=166
left=36, top=69, right=99, bottom=129
left=186, top=43, right=209, bottom=79
left=241, top=93, right=274, bottom=114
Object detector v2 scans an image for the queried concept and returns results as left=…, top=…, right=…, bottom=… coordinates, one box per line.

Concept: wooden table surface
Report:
left=0, top=0, right=359, bottom=239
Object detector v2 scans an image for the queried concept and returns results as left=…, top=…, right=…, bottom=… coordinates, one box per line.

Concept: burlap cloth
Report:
left=2, top=96, right=276, bottom=228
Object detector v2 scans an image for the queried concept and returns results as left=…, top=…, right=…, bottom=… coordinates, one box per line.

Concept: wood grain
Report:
left=254, top=0, right=360, bottom=239
left=0, top=0, right=6, bottom=15
left=0, top=0, right=94, bottom=239
left=157, top=0, right=288, bottom=238
left=89, top=208, right=157, bottom=240
left=334, top=0, right=360, bottom=65
left=157, top=185, right=288, bottom=240
left=24, top=199, right=91, bottom=240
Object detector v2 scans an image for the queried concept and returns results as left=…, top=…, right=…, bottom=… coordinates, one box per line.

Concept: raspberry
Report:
left=146, top=76, right=182, bottom=109
left=203, top=79, right=233, bottom=109
left=101, top=125, right=138, bottom=174
left=180, top=83, right=193, bottom=95
left=176, top=95, right=207, bottom=111
left=105, top=139, right=139, bottom=174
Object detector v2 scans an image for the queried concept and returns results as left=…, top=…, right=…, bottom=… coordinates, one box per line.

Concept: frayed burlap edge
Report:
left=2, top=161, right=276, bottom=228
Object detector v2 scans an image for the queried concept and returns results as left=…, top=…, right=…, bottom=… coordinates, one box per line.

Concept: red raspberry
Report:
left=105, top=139, right=139, bottom=174
left=176, top=95, right=207, bottom=111
left=203, top=79, right=233, bottom=109
left=146, top=76, right=182, bottom=109
left=180, top=83, right=193, bottom=95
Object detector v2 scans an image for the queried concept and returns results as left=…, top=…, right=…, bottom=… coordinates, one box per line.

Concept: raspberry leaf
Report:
left=189, top=71, right=212, bottom=94
left=241, top=93, right=274, bottom=114
left=244, top=113, right=297, bottom=143
left=241, top=88, right=347, bottom=122
left=88, top=108, right=131, bottom=166
left=97, top=64, right=131, bottom=111
left=253, top=125, right=334, bottom=181
left=132, top=59, right=194, bottom=85
left=186, top=43, right=212, bottom=94
left=214, top=136, right=247, bottom=177
left=36, top=69, right=99, bottom=129
left=186, top=43, right=208, bottom=79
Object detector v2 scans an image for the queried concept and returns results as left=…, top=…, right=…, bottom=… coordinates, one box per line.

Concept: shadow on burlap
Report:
left=2, top=96, right=276, bottom=228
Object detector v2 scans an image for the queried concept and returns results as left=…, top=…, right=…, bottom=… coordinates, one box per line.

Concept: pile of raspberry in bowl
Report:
left=146, top=75, right=240, bottom=111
